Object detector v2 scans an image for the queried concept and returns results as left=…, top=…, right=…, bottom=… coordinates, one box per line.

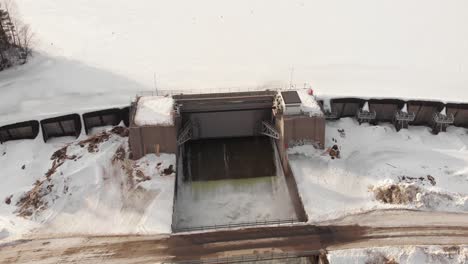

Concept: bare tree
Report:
left=17, top=23, right=33, bottom=61
left=1, top=0, right=18, bottom=45
left=0, top=0, right=33, bottom=68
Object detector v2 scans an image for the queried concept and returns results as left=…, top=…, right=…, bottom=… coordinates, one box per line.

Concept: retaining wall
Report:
left=330, top=98, right=366, bottom=118
left=82, top=108, right=122, bottom=134
left=128, top=100, right=178, bottom=159
left=0, top=120, right=40, bottom=143
left=368, top=99, right=405, bottom=122
left=274, top=115, right=309, bottom=222
left=407, top=100, right=444, bottom=126
left=446, top=103, right=468, bottom=128
left=40, top=114, right=82, bottom=142
left=129, top=125, right=178, bottom=159
left=1, top=106, right=132, bottom=144
left=121, top=107, right=130, bottom=127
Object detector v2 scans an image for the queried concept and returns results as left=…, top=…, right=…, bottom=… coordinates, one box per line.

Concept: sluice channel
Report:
left=172, top=136, right=298, bottom=231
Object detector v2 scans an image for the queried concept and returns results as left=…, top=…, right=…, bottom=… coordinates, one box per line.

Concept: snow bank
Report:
left=289, top=118, right=468, bottom=222
left=134, top=96, right=174, bottom=126
left=329, top=245, right=468, bottom=264
left=0, top=127, right=176, bottom=241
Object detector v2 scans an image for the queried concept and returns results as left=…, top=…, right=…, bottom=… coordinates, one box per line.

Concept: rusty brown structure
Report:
left=129, top=90, right=326, bottom=159
left=330, top=98, right=366, bottom=118
left=446, top=103, right=468, bottom=128
left=407, top=100, right=445, bottom=126
left=121, top=106, right=130, bottom=127
left=0, top=120, right=40, bottom=143
left=274, top=112, right=325, bottom=222
left=368, top=99, right=405, bottom=123
left=128, top=100, right=178, bottom=160
left=40, top=114, right=82, bottom=142
left=276, top=115, right=325, bottom=150
left=82, top=108, right=123, bottom=135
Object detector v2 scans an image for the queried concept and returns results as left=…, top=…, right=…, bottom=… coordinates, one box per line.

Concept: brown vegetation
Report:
left=80, top=127, right=129, bottom=153
left=373, top=184, right=420, bottom=204
left=110, top=126, right=129, bottom=137
left=16, top=145, right=76, bottom=217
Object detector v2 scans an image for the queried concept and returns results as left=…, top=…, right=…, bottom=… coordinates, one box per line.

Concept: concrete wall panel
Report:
left=0, top=120, right=39, bottom=143
left=129, top=127, right=143, bottom=159
left=129, top=126, right=177, bottom=159
left=446, top=103, right=468, bottom=128
left=407, top=100, right=445, bottom=126
left=273, top=115, right=310, bottom=222
left=121, top=107, right=130, bottom=127
left=330, top=98, right=366, bottom=118
left=282, top=115, right=325, bottom=148
left=368, top=99, right=405, bottom=122
left=40, top=114, right=82, bottom=142
left=83, top=108, right=122, bottom=134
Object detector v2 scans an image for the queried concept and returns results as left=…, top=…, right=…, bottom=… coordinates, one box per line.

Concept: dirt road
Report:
left=1, top=210, right=467, bottom=263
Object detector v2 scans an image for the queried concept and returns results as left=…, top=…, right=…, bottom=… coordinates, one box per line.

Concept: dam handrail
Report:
left=162, top=250, right=322, bottom=264
left=172, top=218, right=299, bottom=233
left=138, top=86, right=293, bottom=97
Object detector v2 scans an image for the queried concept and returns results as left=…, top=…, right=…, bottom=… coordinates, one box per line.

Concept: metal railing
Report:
left=172, top=218, right=298, bottom=233
left=433, top=112, right=454, bottom=124
left=137, top=86, right=294, bottom=97
left=395, top=111, right=416, bottom=121
left=324, top=110, right=338, bottom=120
left=356, top=109, right=376, bottom=120
left=260, top=121, right=280, bottom=139
left=162, top=250, right=322, bottom=264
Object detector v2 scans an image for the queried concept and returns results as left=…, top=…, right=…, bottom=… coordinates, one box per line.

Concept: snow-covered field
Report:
left=290, top=118, right=468, bottom=222
left=0, top=127, right=176, bottom=242
left=1, top=0, right=468, bottom=126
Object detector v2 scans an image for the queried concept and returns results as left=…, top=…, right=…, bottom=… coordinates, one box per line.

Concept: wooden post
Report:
left=156, top=144, right=160, bottom=156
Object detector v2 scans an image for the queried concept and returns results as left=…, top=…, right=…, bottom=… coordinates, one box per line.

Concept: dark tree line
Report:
left=0, top=1, right=32, bottom=71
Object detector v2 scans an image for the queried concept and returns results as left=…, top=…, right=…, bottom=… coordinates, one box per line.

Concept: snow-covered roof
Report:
left=134, top=96, right=174, bottom=126
left=296, top=89, right=324, bottom=116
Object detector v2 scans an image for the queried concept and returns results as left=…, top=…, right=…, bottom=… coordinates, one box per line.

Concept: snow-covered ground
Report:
left=289, top=118, right=468, bottom=222
left=0, top=54, right=138, bottom=126
left=329, top=245, right=468, bottom=264
left=0, top=127, right=176, bottom=242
